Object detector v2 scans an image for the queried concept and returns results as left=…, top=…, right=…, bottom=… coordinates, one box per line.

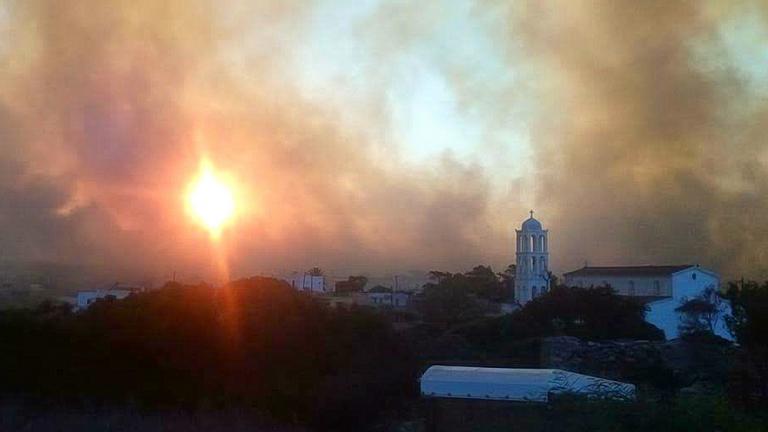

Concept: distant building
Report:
left=334, top=276, right=367, bottom=294
left=75, top=283, right=144, bottom=310
left=515, top=211, right=550, bottom=305
left=563, top=265, right=732, bottom=340
left=367, top=288, right=412, bottom=308
left=286, top=273, right=328, bottom=294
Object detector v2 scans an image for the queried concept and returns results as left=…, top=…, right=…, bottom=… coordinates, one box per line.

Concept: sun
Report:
left=186, top=161, right=235, bottom=239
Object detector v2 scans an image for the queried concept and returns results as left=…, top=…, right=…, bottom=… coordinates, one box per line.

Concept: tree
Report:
left=464, top=265, right=506, bottom=302
left=724, top=280, right=768, bottom=407
left=724, top=281, right=768, bottom=348
left=676, top=286, right=725, bottom=336
left=515, top=285, right=663, bottom=340
left=427, top=271, right=453, bottom=284
left=307, top=267, right=324, bottom=276
left=419, top=272, right=485, bottom=326
left=497, top=264, right=515, bottom=287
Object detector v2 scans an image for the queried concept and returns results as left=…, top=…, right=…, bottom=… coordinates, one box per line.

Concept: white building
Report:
left=286, top=273, right=328, bottom=294
left=563, top=265, right=732, bottom=340
left=515, top=211, right=550, bottom=305
left=420, top=366, right=635, bottom=402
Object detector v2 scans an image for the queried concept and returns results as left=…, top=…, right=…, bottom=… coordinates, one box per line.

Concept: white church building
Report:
left=564, top=265, right=732, bottom=340
left=512, top=212, right=732, bottom=340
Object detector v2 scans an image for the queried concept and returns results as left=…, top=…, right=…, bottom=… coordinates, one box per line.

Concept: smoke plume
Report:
left=0, top=0, right=766, bottom=285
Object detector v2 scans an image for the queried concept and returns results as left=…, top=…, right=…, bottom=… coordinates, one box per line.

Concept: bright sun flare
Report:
left=187, top=162, right=235, bottom=238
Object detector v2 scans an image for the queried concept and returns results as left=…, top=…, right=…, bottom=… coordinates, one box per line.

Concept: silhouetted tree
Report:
left=465, top=265, right=506, bottom=302
left=419, top=272, right=485, bottom=326
left=456, top=285, right=663, bottom=345
left=724, top=280, right=768, bottom=408
left=676, top=286, right=725, bottom=335
left=308, top=267, right=324, bottom=276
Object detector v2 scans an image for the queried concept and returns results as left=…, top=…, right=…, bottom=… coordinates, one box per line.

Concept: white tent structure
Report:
left=420, top=366, right=635, bottom=402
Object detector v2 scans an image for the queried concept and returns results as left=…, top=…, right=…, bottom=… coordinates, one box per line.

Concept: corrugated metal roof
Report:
left=420, top=366, right=635, bottom=402
left=563, top=265, right=693, bottom=278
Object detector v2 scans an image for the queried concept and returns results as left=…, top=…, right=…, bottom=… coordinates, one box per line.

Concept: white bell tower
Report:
left=515, top=210, right=549, bottom=305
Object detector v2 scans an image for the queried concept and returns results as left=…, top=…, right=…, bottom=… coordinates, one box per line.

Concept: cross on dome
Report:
left=521, top=211, right=542, bottom=231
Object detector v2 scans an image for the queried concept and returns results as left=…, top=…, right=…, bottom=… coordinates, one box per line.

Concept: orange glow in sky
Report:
left=186, top=160, right=236, bottom=239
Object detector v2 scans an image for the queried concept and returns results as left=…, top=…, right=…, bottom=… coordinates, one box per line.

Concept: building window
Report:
left=692, top=273, right=697, bottom=280
left=628, top=281, right=635, bottom=296
left=653, top=280, right=661, bottom=296
left=532, top=286, right=538, bottom=298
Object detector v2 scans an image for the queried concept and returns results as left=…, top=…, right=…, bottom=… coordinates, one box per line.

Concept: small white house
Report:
left=420, top=366, right=635, bottom=402
left=563, top=265, right=732, bottom=340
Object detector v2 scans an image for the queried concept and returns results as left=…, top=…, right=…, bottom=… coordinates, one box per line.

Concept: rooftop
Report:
left=420, top=366, right=635, bottom=402
left=563, top=265, right=694, bottom=278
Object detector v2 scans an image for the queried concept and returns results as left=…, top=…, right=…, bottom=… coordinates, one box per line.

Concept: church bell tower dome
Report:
left=521, top=216, right=542, bottom=231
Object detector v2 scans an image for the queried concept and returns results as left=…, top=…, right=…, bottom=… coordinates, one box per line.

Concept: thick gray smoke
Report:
left=502, top=1, right=768, bottom=278
left=0, top=0, right=766, bottom=286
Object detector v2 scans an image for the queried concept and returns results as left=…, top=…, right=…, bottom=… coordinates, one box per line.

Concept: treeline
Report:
left=453, top=286, right=664, bottom=351
left=0, top=278, right=417, bottom=430
left=417, top=264, right=660, bottom=341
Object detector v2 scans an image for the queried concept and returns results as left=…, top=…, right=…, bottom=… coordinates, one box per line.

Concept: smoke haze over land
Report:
left=0, top=0, right=767, bottom=283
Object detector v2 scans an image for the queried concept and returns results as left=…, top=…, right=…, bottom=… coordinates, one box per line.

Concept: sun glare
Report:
left=187, top=162, right=235, bottom=238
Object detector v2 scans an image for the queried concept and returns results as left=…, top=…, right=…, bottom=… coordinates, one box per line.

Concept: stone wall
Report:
left=540, top=336, right=735, bottom=392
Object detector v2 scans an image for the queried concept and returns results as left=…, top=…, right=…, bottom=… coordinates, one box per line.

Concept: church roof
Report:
left=563, top=265, right=693, bottom=278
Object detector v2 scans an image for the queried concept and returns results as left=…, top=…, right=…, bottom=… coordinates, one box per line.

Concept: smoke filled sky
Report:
left=0, top=0, right=767, bottom=281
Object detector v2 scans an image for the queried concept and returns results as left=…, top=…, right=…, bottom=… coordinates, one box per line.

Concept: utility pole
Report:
left=393, top=275, right=399, bottom=306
